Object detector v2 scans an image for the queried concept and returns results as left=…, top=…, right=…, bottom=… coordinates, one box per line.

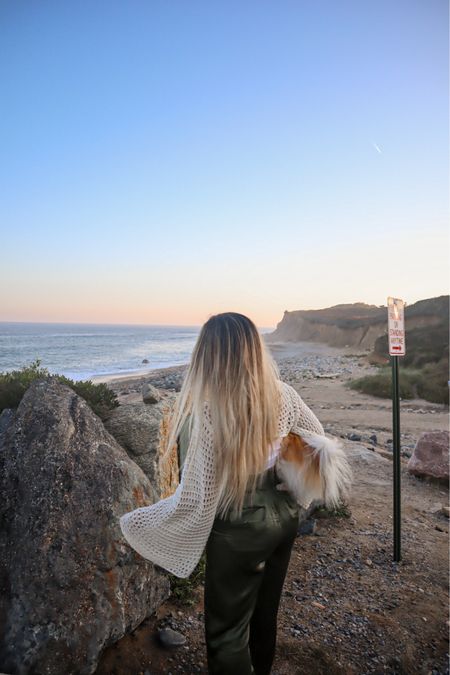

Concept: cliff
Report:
left=267, top=297, right=448, bottom=351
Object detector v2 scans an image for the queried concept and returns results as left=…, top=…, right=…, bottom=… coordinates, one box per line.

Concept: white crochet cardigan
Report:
left=119, top=380, right=325, bottom=578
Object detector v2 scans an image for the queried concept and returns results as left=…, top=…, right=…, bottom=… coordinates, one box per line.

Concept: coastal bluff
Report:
left=266, top=303, right=385, bottom=348
left=266, top=296, right=447, bottom=351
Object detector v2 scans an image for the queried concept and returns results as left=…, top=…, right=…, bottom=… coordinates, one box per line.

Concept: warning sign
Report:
left=387, top=297, right=406, bottom=356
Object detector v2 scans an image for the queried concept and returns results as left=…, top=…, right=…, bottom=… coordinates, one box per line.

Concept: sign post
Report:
left=387, top=297, right=406, bottom=562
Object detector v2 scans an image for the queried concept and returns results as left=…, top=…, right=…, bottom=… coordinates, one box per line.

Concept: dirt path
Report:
left=96, top=344, right=449, bottom=675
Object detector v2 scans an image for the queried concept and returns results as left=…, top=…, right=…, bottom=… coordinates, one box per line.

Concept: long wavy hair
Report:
left=163, top=312, right=282, bottom=517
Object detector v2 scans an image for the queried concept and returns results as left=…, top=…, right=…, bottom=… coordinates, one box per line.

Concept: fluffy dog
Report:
left=275, top=431, right=353, bottom=509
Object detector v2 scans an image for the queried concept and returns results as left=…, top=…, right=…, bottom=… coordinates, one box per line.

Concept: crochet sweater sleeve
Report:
left=279, top=381, right=325, bottom=436
left=119, top=381, right=327, bottom=578
left=119, top=404, right=220, bottom=578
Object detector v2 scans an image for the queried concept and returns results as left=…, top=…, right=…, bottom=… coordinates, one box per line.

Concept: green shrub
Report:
left=348, top=368, right=415, bottom=399
left=55, top=375, right=120, bottom=419
left=0, top=358, right=119, bottom=420
left=0, top=359, right=50, bottom=412
left=168, top=554, right=206, bottom=606
left=348, top=363, right=449, bottom=405
left=416, top=360, right=449, bottom=404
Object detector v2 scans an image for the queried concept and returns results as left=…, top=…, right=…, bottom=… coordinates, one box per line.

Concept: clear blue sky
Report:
left=0, top=0, right=448, bottom=326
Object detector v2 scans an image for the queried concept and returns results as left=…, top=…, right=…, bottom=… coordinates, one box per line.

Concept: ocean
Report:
left=0, top=322, right=202, bottom=382
left=0, top=322, right=273, bottom=382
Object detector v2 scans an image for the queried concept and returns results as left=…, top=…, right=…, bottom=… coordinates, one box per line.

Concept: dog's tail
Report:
left=300, top=432, right=353, bottom=509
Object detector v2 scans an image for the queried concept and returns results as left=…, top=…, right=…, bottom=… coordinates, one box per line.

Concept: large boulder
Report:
left=407, top=431, right=449, bottom=482
left=103, top=395, right=179, bottom=498
left=0, top=378, right=170, bottom=675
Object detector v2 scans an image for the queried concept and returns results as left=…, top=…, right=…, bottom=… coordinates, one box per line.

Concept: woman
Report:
left=120, top=312, right=346, bottom=674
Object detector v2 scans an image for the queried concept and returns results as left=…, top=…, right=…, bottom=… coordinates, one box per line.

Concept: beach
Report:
left=92, top=340, right=448, bottom=455
left=95, top=340, right=449, bottom=675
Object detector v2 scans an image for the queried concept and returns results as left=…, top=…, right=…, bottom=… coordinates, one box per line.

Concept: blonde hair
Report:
left=163, top=312, right=281, bottom=517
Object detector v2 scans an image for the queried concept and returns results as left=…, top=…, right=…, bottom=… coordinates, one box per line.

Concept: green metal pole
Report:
left=392, top=355, right=401, bottom=561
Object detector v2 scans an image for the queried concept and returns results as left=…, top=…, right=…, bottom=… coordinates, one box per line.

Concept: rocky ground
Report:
left=95, top=342, right=449, bottom=675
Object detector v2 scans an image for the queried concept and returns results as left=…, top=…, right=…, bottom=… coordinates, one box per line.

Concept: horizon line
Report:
left=0, top=319, right=277, bottom=330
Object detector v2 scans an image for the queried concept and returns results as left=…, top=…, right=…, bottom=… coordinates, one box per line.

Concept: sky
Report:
left=0, top=0, right=448, bottom=328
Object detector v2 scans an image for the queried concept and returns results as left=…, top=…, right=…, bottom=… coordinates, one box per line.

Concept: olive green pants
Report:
left=204, top=469, right=299, bottom=675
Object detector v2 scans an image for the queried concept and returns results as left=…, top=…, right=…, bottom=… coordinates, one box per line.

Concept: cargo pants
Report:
left=204, top=469, right=299, bottom=674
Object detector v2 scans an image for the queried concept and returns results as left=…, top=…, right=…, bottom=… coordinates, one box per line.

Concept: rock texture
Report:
left=0, top=378, right=170, bottom=675
left=407, top=430, right=449, bottom=481
left=103, top=395, right=179, bottom=499
left=142, top=382, right=162, bottom=404
left=0, top=408, right=14, bottom=435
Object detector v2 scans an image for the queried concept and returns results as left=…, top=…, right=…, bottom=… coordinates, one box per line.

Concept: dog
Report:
left=275, top=431, right=353, bottom=509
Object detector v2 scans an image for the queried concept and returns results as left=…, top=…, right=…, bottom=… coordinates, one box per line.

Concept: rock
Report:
left=369, top=434, right=377, bottom=445
left=348, top=433, right=362, bottom=442
left=157, top=628, right=187, bottom=648
left=0, top=408, right=14, bottom=436
left=142, top=383, right=162, bottom=404
left=297, top=519, right=317, bottom=536
left=346, top=445, right=390, bottom=464
left=144, top=367, right=188, bottom=393
left=441, top=507, right=449, bottom=518
left=142, top=358, right=149, bottom=364
left=407, top=431, right=449, bottom=482
left=103, top=395, right=178, bottom=499
left=0, top=378, right=170, bottom=675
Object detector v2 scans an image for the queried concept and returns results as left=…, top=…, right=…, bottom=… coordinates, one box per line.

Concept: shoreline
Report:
left=90, top=341, right=369, bottom=386
left=90, top=364, right=188, bottom=385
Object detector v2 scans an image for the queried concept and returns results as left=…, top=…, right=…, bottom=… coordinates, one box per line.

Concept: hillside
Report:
left=373, top=296, right=449, bottom=366
left=267, top=296, right=448, bottom=352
